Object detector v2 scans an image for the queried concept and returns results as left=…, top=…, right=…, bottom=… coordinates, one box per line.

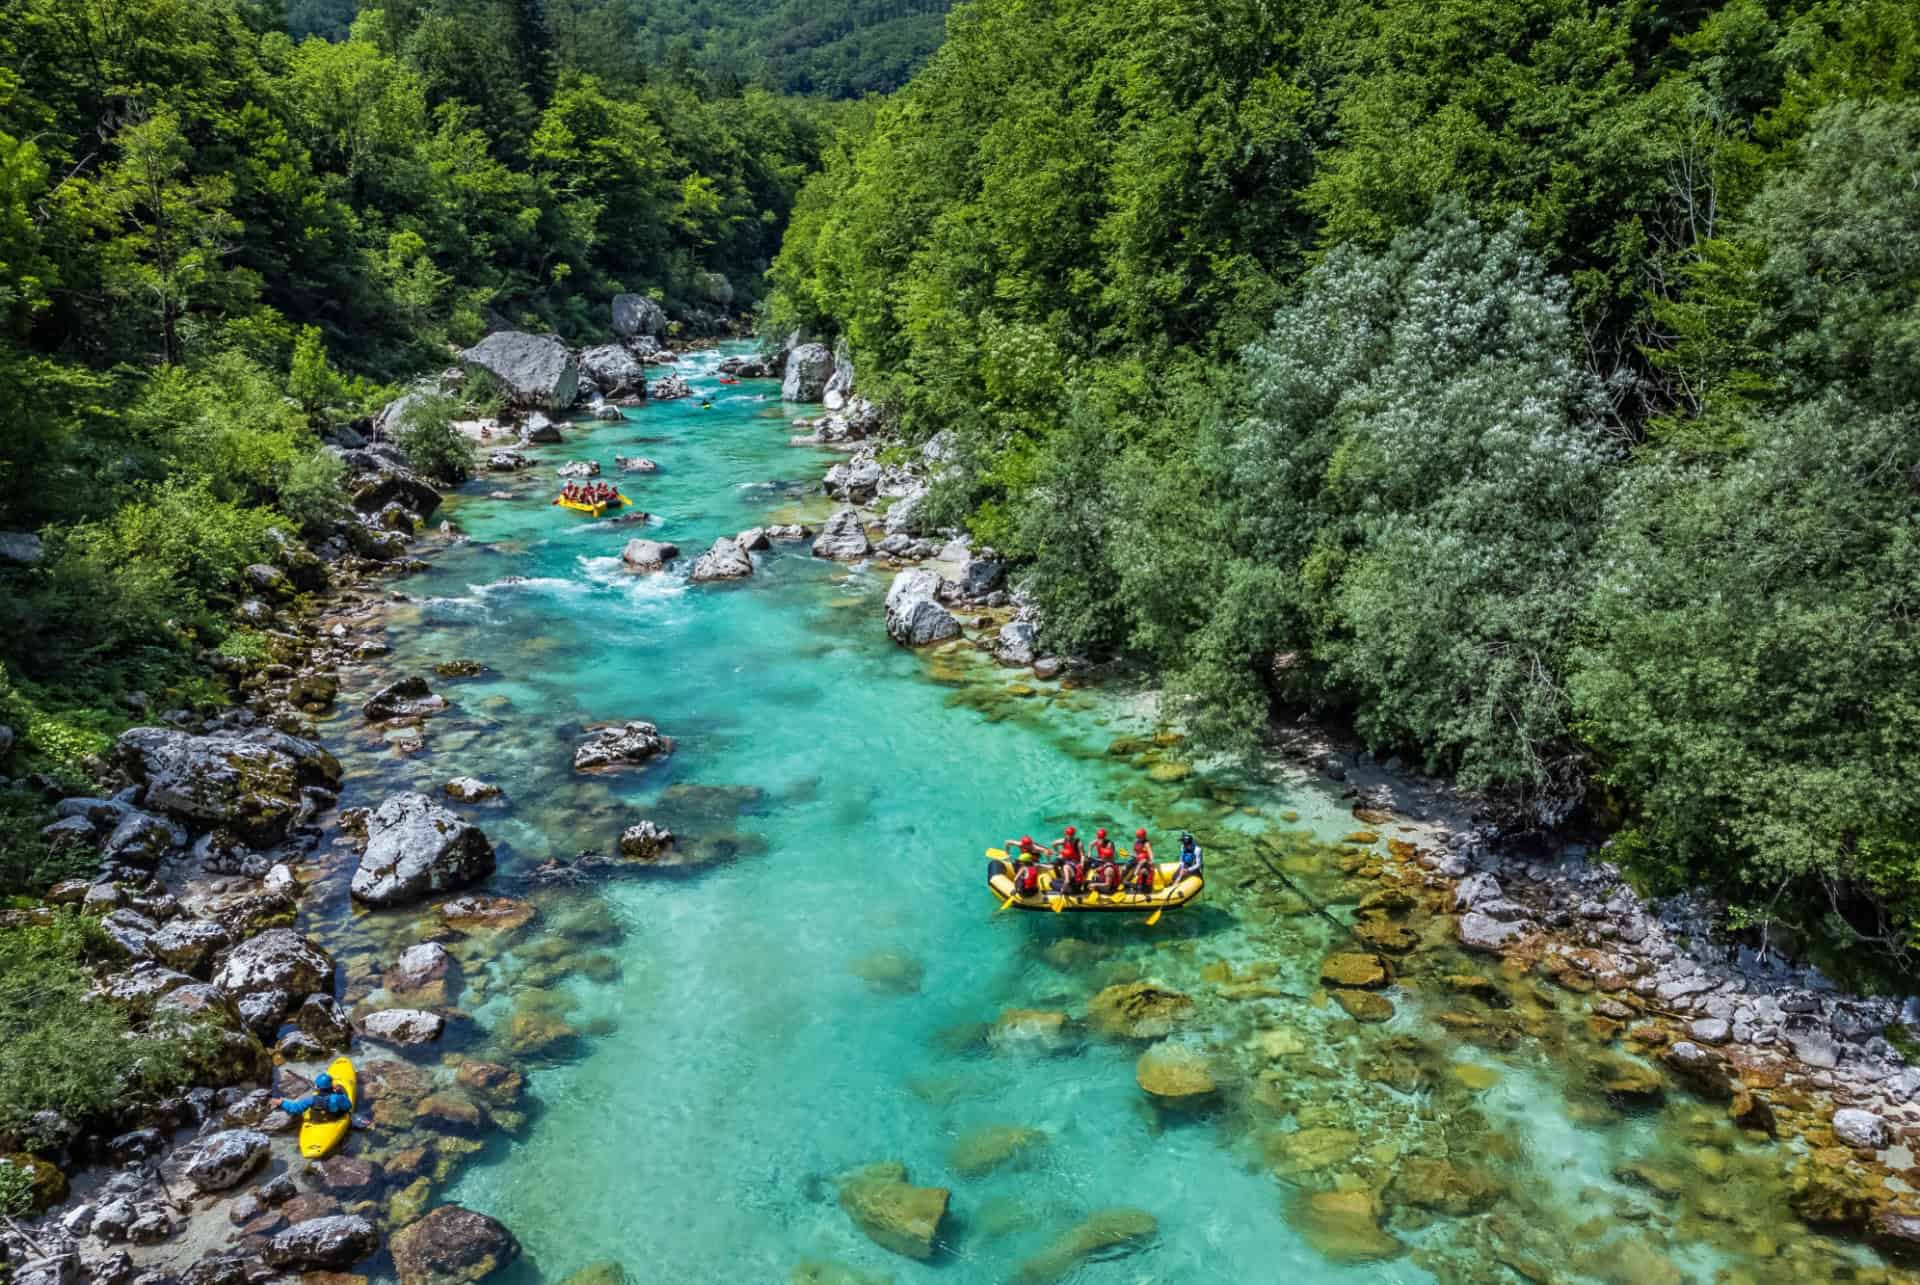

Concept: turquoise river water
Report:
left=312, top=343, right=1886, bottom=1284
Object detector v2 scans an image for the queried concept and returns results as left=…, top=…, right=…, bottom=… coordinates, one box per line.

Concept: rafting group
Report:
left=561, top=481, right=620, bottom=506
left=986, top=826, right=1204, bottom=916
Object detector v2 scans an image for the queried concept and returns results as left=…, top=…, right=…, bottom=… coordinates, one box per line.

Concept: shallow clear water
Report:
left=317, top=345, right=1876, bottom=1284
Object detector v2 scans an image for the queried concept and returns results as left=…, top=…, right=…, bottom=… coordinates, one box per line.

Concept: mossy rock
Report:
left=792, top=1263, right=891, bottom=1285
left=1134, top=1043, right=1215, bottom=1103
left=1386, top=1156, right=1501, bottom=1216
left=1145, top=760, right=1191, bottom=783
left=1087, top=981, right=1194, bottom=1040
left=849, top=950, right=924, bottom=996
left=1319, top=953, right=1390, bottom=990
left=0, top=1153, right=67, bottom=1212
left=1266, top=1127, right=1361, bottom=1176
left=1332, top=989, right=1395, bottom=1023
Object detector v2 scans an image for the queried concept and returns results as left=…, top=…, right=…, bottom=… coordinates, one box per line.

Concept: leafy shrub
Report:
left=0, top=912, right=196, bottom=1136
left=277, top=448, right=349, bottom=536
left=393, top=393, right=475, bottom=483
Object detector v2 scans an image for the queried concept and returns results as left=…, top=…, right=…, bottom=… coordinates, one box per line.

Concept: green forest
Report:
left=0, top=0, right=854, bottom=879
left=286, top=0, right=955, bottom=97
left=768, top=0, right=1920, bottom=948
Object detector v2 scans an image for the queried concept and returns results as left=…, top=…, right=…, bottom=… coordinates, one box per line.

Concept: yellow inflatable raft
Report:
left=986, top=858, right=1202, bottom=913
left=553, top=493, right=633, bottom=517
left=297, top=1056, right=356, bottom=1159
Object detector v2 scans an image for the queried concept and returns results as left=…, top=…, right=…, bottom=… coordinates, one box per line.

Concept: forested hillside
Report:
left=0, top=0, right=846, bottom=865
left=770, top=0, right=1920, bottom=947
left=287, top=0, right=955, bottom=97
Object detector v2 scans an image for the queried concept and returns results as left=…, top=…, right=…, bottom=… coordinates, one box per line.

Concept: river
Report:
left=313, top=343, right=1885, bottom=1283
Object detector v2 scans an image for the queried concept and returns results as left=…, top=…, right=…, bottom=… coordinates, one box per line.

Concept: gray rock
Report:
left=214, top=929, right=333, bottom=1015
left=1457, top=912, right=1529, bottom=953
left=115, top=727, right=341, bottom=845
left=485, top=450, right=529, bottom=471
left=127, top=1209, right=174, bottom=1244
left=41, top=815, right=98, bottom=849
left=810, top=508, right=871, bottom=561
left=735, top=527, right=770, bottom=552
left=884, top=569, right=961, bottom=647
left=264, top=1214, right=379, bottom=1270
left=147, top=919, right=228, bottom=976
left=620, top=539, right=680, bottom=572
left=101, top=963, right=197, bottom=1015
left=766, top=524, right=812, bottom=542
left=781, top=343, right=835, bottom=402
left=1789, top=1030, right=1841, bottom=1069
left=611, top=293, right=667, bottom=339
left=556, top=459, right=600, bottom=479
left=573, top=721, right=669, bottom=771
left=350, top=793, right=496, bottom=908
left=459, top=331, right=579, bottom=411
left=993, top=620, right=1037, bottom=666
left=102, top=810, right=178, bottom=867
left=958, top=555, right=1006, bottom=598
left=823, top=456, right=882, bottom=502
left=291, top=994, right=352, bottom=1050
left=181, top=1129, right=271, bottom=1192
left=1833, top=1106, right=1889, bottom=1149
left=360, top=1008, right=445, bottom=1045
left=651, top=372, right=691, bottom=401
left=614, top=455, right=658, bottom=473
left=577, top=344, right=646, bottom=397
left=520, top=413, right=563, bottom=444
left=0, top=531, right=43, bottom=565
left=689, top=537, right=753, bottom=581
left=1453, top=872, right=1502, bottom=911
left=390, top=1205, right=519, bottom=1285
left=1688, top=1017, right=1731, bottom=1045
left=884, top=489, right=929, bottom=537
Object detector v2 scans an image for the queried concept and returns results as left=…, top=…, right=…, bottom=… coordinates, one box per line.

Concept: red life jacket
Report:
left=1059, top=837, right=1082, bottom=861
left=1015, top=863, right=1041, bottom=893
left=1094, top=840, right=1117, bottom=862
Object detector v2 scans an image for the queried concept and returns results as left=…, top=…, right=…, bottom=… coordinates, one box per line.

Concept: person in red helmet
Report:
left=1089, top=827, right=1121, bottom=894
left=1053, top=826, right=1085, bottom=897
left=1128, top=828, right=1156, bottom=894
left=1013, top=846, right=1043, bottom=897
left=1055, top=825, right=1083, bottom=863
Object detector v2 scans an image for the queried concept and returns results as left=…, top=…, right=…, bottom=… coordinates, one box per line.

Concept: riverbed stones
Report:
left=1015, top=1208, right=1156, bottom=1283
left=115, top=726, right=340, bottom=845
left=1134, top=1043, right=1215, bottom=1104
left=1268, top=1127, right=1361, bottom=1176
left=572, top=721, right=669, bottom=771
left=810, top=508, right=871, bottom=560
left=1833, top=1107, right=1890, bottom=1150
left=361, top=1008, right=445, bottom=1045
left=619, top=539, right=679, bottom=572
left=883, top=569, right=960, bottom=647
left=1087, top=981, right=1193, bottom=1040
left=1332, top=989, right=1396, bottom=1023
left=1386, top=1156, right=1500, bottom=1216
left=989, top=1009, right=1073, bottom=1055
left=180, top=1129, right=270, bottom=1192
left=350, top=793, right=495, bottom=908
left=365, top=677, right=446, bottom=721
left=390, top=1205, right=520, bottom=1284
left=459, top=332, right=578, bottom=412
left=147, top=918, right=229, bottom=976
left=1457, top=912, right=1529, bottom=953
left=690, top=536, right=753, bottom=581
left=836, top=1162, right=948, bottom=1260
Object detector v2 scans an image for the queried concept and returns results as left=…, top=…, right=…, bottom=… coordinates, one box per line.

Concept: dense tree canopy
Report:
left=771, top=0, right=1920, bottom=944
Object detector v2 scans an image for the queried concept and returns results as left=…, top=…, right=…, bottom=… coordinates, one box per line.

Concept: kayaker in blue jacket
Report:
left=276, top=1071, right=351, bottom=1120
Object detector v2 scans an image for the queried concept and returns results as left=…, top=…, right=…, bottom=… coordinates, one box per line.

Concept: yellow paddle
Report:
left=986, top=849, right=1020, bottom=912
left=1145, top=866, right=1179, bottom=926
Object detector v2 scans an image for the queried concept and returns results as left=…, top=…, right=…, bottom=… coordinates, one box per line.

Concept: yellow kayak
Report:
left=554, top=493, right=633, bottom=516
left=986, top=859, right=1202, bottom=913
left=298, top=1056, right=356, bottom=1159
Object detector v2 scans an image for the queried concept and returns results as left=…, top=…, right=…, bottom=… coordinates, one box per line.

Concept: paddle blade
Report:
left=996, top=895, right=1017, bottom=914
left=1145, top=906, right=1165, bottom=926
left=986, top=848, right=1008, bottom=860
left=1051, top=895, right=1065, bottom=914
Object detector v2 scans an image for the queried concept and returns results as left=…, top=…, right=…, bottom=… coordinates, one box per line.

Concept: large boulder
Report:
left=116, top=727, right=341, bottom=845
left=572, top=721, right=670, bottom=771
left=147, top=918, right=229, bottom=977
left=611, top=293, right=667, bottom=340
left=180, top=1129, right=270, bottom=1192
left=883, top=570, right=960, bottom=647
left=264, top=1215, right=379, bottom=1270
left=351, top=793, right=496, bottom=908
left=337, top=447, right=442, bottom=518
left=620, top=539, right=680, bottom=572
left=811, top=508, right=871, bottom=561
left=213, top=929, right=333, bottom=1010
left=837, top=1162, right=948, bottom=1260
left=459, top=332, right=578, bottom=412
left=823, top=456, right=882, bottom=502
left=576, top=345, right=646, bottom=398
left=650, top=372, right=691, bottom=401
left=781, top=343, right=835, bottom=402
left=994, top=621, right=1038, bottom=667
left=884, top=489, right=929, bottom=537
left=390, top=1205, right=519, bottom=1285
left=689, top=537, right=753, bottom=582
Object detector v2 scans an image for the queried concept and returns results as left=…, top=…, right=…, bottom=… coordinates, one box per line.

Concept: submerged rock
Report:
left=1319, top=953, right=1390, bottom=990
left=617, top=820, right=675, bottom=861
left=848, top=950, right=924, bottom=995
left=989, top=1009, right=1074, bottom=1056
left=351, top=793, right=496, bottom=908
left=1087, top=982, right=1193, bottom=1040
left=949, top=1124, right=1045, bottom=1177
left=1385, top=1156, right=1501, bottom=1216
left=1290, top=1190, right=1402, bottom=1263
left=1015, top=1208, right=1156, bottom=1283
left=1134, top=1043, right=1215, bottom=1104
left=837, top=1161, right=948, bottom=1260
left=390, top=1205, right=520, bottom=1284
